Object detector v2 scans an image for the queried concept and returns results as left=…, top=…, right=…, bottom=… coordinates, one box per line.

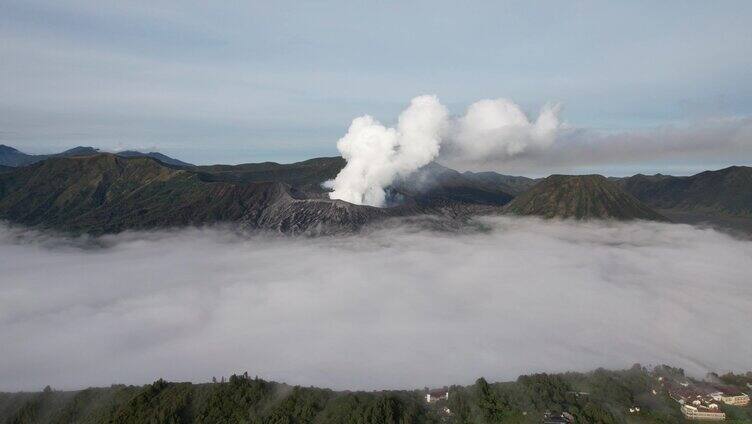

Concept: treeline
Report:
left=444, top=365, right=685, bottom=424
left=1, top=367, right=750, bottom=423
left=0, top=374, right=427, bottom=424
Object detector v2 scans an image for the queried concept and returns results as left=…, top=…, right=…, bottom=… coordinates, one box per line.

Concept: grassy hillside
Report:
left=4, top=153, right=750, bottom=234
left=504, top=175, right=667, bottom=221
left=0, top=154, right=258, bottom=233
left=0, top=154, right=397, bottom=235
left=0, top=155, right=518, bottom=234
left=617, top=166, right=752, bottom=217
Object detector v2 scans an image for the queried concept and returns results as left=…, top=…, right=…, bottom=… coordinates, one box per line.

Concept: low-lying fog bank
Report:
left=1, top=217, right=750, bottom=392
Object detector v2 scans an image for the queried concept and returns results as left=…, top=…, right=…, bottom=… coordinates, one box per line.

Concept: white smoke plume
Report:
left=448, top=99, right=561, bottom=161
left=471, top=116, right=752, bottom=175
left=327, top=95, right=561, bottom=206
left=325, top=95, right=449, bottom=206
left=327, top=96, right=752, bottom=199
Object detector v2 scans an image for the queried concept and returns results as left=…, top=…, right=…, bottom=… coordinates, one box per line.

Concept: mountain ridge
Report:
left=0, top=144, right=194, bottom=168
left=615, top=165, right=752, bottom=232
left=0, top=154, right=423, bottom=234
left=504, top=174, right=668, bottom=221
left=616, top=165, right=752, bottom=216
left=0, top=151, right=749, bottom=234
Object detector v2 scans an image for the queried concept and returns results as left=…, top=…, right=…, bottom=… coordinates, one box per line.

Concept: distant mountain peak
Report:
left=0, top=144, right=22, bottom=153
left=114, top=150, right=194, bottom=167
left=504, top=174, right=667, bottom=221
left=0, top=145, right=193, bottom=168
left=59, top=146, right=100, bottom=156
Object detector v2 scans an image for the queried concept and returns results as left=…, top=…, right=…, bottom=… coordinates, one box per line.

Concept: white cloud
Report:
left=327, top=96, right=560, bottom=206
left=1, top=218, right=750, bottom=392
left=327, top=95, right=448, bottom=206
left=447, top=99, right=561, bottom=160
left=445, top=115, right=752, bottom=175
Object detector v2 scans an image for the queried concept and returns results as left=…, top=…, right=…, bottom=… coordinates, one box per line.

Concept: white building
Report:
left=670, top=385, right=726, bottom=421
left=425, top=389, right=449, bottom=403
left=681, top=404, right=726, bottom=421
left=710, top=391, right=750, bottom=406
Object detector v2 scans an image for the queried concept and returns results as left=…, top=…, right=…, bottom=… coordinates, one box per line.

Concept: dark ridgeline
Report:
left=0, top=144, right=194, bottom=168
left=0, top=154, right=518, bottom=235
left=0, top=145, right=44, bottom=167
left=616, top=166, right=752, bottom=214
left=194, top=156, right=346, bottom=192
left=2, top=367, right=751, bottom=423
left=0, top=154, right=401, bottom=235
left=0, top=144, right=749, bottom=235
left=461, top=171, right=539, bottom=196
left=109, top=150, right=194, bottom=168
left=615, top=166, right=752, bottom=232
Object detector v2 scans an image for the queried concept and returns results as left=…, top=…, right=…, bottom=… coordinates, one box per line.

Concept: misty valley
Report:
left=1, top=210, right=751, bottom=423
left=1, top=142, right=752, bottom=424
left=1, top=139, right=751, bottom=424
left=3, top=2, right=752, bottom=422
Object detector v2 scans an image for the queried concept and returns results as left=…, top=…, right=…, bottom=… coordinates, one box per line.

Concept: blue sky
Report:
left=1, top=0, right=751, bottom=172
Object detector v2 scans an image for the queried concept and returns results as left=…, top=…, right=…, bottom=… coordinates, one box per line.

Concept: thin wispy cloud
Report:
left=442, top=115, right=752, bottom=176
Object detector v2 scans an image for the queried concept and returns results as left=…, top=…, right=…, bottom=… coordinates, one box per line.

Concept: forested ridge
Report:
left=2, top=366, right=751, bottom=423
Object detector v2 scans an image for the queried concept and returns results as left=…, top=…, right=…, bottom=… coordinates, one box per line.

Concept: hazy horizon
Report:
left=2, top=141, right=750, bottom=180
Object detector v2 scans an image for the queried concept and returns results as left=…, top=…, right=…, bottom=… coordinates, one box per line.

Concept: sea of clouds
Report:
left=1, top=217, right=751, bottom=392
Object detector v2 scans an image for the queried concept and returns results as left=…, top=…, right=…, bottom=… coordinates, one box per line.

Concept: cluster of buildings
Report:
left=708, top=389, right=751, bottom=407
left=424, top=375, right=749, bottom=422
left=663, top=377, right=750, bottom=421
left=668, top=385, right=726, bottom=421
left=424, top=389, right=451, bottom=416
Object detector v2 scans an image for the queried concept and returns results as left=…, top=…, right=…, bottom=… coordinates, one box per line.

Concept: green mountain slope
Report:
left=5, top=151, right=749, bottom=233
left=616, top=166, right=752, bottom=232
left=505, top=174, right=667, bottom=221
left=0, top=155, right=396, bottom=234
left=0, top=155, right=518, bottom=234
left=617, top=166, right=752, bottom=216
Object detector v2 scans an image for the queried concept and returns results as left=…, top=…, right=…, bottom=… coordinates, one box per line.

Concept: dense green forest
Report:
left=1, top=366, right=750, bottom=424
